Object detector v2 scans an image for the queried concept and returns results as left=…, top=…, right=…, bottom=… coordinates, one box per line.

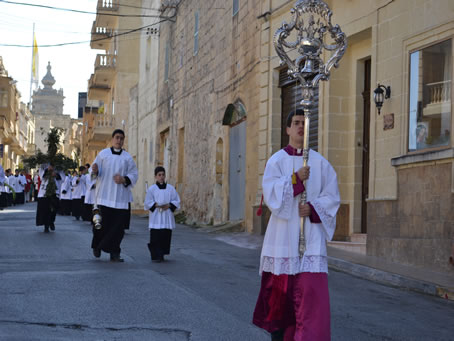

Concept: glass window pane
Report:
left=233, top=0, right=239, bottom=16
left=165, top=40, right=170, bottom=81
left=408, top=39, right=452, bottom=151
left=0, top=88, right=7, bottom=107
left=194, top=12, right=199, bottom=56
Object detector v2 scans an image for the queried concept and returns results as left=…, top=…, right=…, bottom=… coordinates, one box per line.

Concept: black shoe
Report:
left=110, top=254, right=124, bottom=262
left=50, top=223, right=55, bottom=231
left=271, top=330, right=284, bottom=341
left=93, top=248, right=101, bottom=258
left=44, top=226, right=50, bottom=233
left=75, top=217, right=80, bottom=221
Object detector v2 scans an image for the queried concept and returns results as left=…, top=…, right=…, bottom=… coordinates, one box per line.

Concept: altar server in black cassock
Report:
left=0, top=165, right=6, bottom=209
left=36, top=164, right=64, bottom=232
left=71, top=167, right=86, bottom=220
left=90, top=129, right=138, bottom=262
left=144, top=166, right=180, bottom=262
left=60, top=171, right=72, bottom=215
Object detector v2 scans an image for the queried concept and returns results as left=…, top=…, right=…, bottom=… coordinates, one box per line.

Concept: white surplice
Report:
left=84, top=174, right=96, bottom=205
left=260, top=149, right=340, bottom=275
left=91, top=148, right=138, bottom=209
left=37, top=165, right=65, bottom=198
left=144, top=183, right=180, bottom=229
left=71, top=175, right=85, bottom=199
left=60, top=176, right=72, bottom=200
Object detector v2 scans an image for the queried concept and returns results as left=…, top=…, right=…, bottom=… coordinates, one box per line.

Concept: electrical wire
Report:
left=0, top=18, right=166, bottom=47
left=0, top=0, right=166, bottom=18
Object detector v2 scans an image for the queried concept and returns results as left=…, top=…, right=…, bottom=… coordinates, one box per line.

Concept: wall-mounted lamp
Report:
left=373, top=84, right=391, bottom=115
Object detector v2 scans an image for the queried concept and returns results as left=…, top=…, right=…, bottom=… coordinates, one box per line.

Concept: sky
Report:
left=0, top=0, right=101, bottom=119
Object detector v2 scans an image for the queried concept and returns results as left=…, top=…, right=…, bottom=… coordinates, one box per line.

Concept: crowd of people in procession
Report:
left=0, top=129, right=181, bottom=264
left=0, top=114, right=340, bottom=340
left=0, top=167, right=34, bottom=208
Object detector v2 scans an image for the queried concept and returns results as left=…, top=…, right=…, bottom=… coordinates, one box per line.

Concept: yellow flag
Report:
left=32, top=35, right=38, bottom=79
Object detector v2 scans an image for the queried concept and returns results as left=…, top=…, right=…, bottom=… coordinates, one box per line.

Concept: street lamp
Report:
left=274, top=0, right=347, bottom=257
left=373, top=84, right=391, bottom=115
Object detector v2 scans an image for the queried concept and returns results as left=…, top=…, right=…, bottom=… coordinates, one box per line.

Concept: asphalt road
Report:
left=0, top=203, right=453, bottom=340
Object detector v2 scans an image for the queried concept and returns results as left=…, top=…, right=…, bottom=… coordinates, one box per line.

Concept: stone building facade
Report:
left=149, top=0, right=262, bottom=228
left=0, top=57, right=36, bottom=170
left=262, top=0, right=454, bottom=273
left=83, top=0, right=141, bottom=165
left=128, top=0, right=161, bottom=209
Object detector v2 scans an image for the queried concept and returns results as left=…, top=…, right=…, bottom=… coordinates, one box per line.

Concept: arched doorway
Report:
left=223, top=101, right=246, bottom=221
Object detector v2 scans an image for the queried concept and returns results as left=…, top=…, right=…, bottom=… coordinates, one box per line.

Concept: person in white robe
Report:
left=0, top=165, right=6, bottom=209
left=83, top=165, right=96, bottom=222
left=33, top=173, right=40, bottom=201
left=60, top=171, right=72, bottom=215
left=13, top=169, right=25, bottom=205
left=144, top=166, right=180, bottom=262
left=82, top=163, right=94, bottom=222
left=71, top=167, right=86, bottom=220
left=5, top=169, right=13, bottom=206
left=252, top=109, right=340, bottom=341
left=36, top=163, right=65, bottom=232
left=90, top=129, right=138, bottom=262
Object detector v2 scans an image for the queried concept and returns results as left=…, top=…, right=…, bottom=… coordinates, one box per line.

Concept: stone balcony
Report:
left=94, top=54, right=116, bottom=86
left=86, top=112, right=114, bottom=145
left=88, top=74, right=110, bottom=102
left=90, top=21, right=114, bottom=50
left=95, top=0, right=119, bottom=29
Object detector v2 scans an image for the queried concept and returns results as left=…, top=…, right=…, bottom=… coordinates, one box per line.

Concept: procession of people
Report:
left=0, top=129, right=180, bottom=265
left=1, top=120, right=340, bottom=340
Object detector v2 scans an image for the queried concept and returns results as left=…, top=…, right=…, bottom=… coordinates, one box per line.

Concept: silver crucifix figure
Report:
left=274, top=0, right=347, bottom=257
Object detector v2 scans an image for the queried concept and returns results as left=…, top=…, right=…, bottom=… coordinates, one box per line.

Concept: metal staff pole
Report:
left=274, top=0, right=347, bottom=257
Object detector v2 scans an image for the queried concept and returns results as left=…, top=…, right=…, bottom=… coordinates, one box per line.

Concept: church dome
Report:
left=42, top=61, right=56, bottom=88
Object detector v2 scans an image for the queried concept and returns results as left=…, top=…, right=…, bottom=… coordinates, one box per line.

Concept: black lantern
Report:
left=373, top=84, right=391, bottom=115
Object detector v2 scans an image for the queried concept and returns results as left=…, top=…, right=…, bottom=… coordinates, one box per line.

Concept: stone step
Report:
left=350, top=233, right=367, bottom=243
left=328, top=241, right=366, bottom=255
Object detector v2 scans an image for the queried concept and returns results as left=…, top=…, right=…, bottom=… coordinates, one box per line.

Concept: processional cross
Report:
left=274, top=0, right=347, bottom=257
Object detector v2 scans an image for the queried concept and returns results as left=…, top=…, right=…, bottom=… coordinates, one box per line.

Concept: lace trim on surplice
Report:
left=260, top=255, right=328, bottom=275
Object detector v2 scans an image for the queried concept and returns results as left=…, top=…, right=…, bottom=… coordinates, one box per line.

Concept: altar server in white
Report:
left=144, top=166, right=180, bottom=262
left=36, top=163, right=65, bottom=232
left=82, top=163, right=95, bottom=221
left=13, top=169, right=26, bottom=204
left=60, top=171, right=72, bottom=215
left=83, top=164, right=96, bottom=223
left=0, top=165, right=6, bottom=209
left=252, top=109, right=340, bottom=341
left=90, top=129, right=138, bottom=262
left=71, top=167, right=85, bottom=220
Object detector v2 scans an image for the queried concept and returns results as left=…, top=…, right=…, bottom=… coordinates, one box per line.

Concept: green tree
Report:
left=22, top=128, right=78, bottom=171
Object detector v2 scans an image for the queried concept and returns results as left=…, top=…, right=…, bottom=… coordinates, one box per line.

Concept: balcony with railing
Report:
left=92, top=54, right=116, bottom=86
left=90, top=21, right=114, bottom=50
left=96, top=0, right=119, bottom=28
left=88, top=73, right=111, bottom=101
left=423, top=80, right=452, bottom=116
left=85, top=112, right=114, bottom=146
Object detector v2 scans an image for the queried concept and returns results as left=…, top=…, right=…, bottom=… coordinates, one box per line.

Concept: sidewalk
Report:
left=196, top=225, right=454, bottom=301
left=327, top=246, right=454, bottom=301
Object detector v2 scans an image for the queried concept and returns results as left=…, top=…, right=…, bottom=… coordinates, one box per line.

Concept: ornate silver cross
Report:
left=274, top=0, right=347, bottom=257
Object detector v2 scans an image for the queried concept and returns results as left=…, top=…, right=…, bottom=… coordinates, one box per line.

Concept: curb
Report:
left=328, top=256, right=454, bottom=301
